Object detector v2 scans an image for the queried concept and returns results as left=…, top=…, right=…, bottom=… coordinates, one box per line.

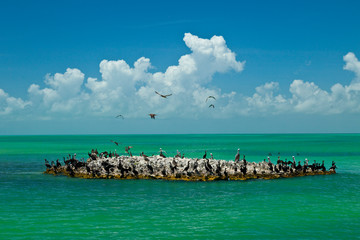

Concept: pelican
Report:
left=209, top=104, right=215, bottom=108
left=155, top=91, right=172, bottom=98
left=159, top=148, right=167, bottom=158
left=125, top=146, right=133, bottom=154
left=111, top=140, right=120, bottom=146
left=149, top=114, right=157, bottom=119
left=115, top=114, right=124, bottom=119
left=175, top=150, right=181, bottom=158
left=205, top=96, right=216, bottom=102
left=234, top=148, right=240, bottom=162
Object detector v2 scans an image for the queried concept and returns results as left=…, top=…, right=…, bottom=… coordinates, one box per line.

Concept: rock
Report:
left=44, top=152, right=336, bottom=181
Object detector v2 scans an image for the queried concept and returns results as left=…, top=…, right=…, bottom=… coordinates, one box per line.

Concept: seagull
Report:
left=209, top=104, right=215, bottom=108
left=155, top=91, right=172, bottom=98
left=115, top=114, right=124, bottom=119
left=149, top=114, right=157, bottom=119
left=206, top=96, right=216, bottom=102
left=111, top=140, right=120, bottom=146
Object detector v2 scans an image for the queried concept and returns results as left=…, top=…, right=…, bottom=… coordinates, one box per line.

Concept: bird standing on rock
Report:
left=159, top=148, right=167, bottom=158
left=203, top=150, right=207, bottom=159
left=234, top=148, right=240, bottom=162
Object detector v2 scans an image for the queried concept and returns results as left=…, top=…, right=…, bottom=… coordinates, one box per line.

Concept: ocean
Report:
left=0, top=134, right=359, bottom=239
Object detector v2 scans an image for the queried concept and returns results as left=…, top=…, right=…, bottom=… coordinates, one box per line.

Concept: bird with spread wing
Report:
left=155, top=91, right=172, bottom=98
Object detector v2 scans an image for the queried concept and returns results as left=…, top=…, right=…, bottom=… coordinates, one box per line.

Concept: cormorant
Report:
left=203, top=150, right=207, bottom=159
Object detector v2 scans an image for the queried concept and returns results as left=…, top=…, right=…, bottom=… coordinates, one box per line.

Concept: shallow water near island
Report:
left=0, top=134, right=359, bottom=239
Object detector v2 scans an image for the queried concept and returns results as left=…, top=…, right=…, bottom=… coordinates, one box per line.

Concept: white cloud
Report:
left=245, top=53, right=360, bottom=115
left=0, top=88, right=30, bottom=115
left=344, top=52, right=360, bottom=80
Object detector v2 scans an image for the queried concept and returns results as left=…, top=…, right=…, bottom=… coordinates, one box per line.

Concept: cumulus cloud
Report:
left=245, top=53, right=360, bottom=115
left=344, top=52, right=360, bottom=80
left=0, top=89, right=30, bottom=115
left=1, top=33, right=360, bottom=120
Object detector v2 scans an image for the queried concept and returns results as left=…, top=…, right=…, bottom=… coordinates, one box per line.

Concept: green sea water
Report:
left=0, top=134, right=359, bottom=239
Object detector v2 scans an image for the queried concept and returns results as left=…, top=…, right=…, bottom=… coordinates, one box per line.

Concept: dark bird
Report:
left=56, top=159, right=61, bottom=168
left=155, top=91, right=172, bottom=98
left=209, top=104, right=215, bottom=108
left=205, top=96, right=216, bottom=102
left=44, top=159, right=51, bottom=169
left=111, top=140, right=120, bottom=146
left=183, top=161, right=190, bottom=172
left=115, top=114, right=124, bottom=119
left=149, top=114, right=157, bottom=119
left=203, top=150, right=207, bottom=159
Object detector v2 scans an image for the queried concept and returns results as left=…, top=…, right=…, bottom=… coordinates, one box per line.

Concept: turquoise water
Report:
left=0, top=134, right=359, bottom=239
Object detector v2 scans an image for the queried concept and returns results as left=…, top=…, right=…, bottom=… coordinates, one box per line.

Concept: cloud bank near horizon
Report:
left=1, top=33, right=360, bottom=120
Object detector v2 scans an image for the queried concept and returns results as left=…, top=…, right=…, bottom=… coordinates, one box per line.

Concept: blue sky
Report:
left=1, top=0, right=360, bottom=134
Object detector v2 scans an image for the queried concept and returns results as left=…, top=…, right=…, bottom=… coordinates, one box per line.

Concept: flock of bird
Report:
left=45, top=144, right=337, bottom=176
left=115, top=91, right=217, bottom=120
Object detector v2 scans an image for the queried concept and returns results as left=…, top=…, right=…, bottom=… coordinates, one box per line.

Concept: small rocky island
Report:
left=44, top=149, right=337, bottom=181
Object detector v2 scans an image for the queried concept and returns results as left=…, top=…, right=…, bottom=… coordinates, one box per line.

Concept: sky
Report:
left=1, top=0, right=360, bottom=134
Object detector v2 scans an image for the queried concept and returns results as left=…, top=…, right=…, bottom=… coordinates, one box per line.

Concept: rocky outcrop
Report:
left=44, top=152, right=337, bottom=181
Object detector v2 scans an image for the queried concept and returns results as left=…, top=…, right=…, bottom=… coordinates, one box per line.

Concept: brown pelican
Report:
left=125, top=146, right=133, bottom=154
left=115, top=114, right=124, bottom=119
left=155, top=91, right=172, bottom=98
left=141, top=152, right=149, bottom=161
left=175, top=150, right=181, bottom=158
left=205, top=96, right=216, bottom=102
left=159, top=148, right=167, bottom=158
left=209, top=104, right=215, bottom=108
left=234, top=149, right=240, bottom=162
left=149, top=114, right=157, bottom=119
left=111, top=140, right=120, bottom=146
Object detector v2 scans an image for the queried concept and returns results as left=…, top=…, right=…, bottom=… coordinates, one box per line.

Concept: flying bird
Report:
left=111, top=140, right=120, bottom=146
left=155, top=91, right=172, bottom=98
left=209, top=104, right=215, bottom=108
left=206, top=96, right=216, bottom=102
left=125, top=146, right=133, bottom=154
left=149, top=114, right=157, bottom=119
left=115, top=114, right=124, bottom=119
